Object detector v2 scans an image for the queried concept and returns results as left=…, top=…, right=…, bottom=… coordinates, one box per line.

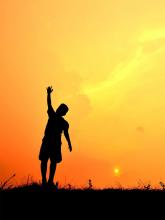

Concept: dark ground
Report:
left=1, top=183, right=165, bottom=219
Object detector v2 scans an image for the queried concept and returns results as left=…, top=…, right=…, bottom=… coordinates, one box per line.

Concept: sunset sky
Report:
left=1, top=0, right=165, bottom=188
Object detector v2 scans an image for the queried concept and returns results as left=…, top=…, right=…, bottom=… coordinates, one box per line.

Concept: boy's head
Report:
left=56, top=103, right=69, bottom=116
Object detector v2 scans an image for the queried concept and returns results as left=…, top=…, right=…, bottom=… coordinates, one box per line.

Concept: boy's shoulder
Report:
left=62, top=118, right=69, bottom=128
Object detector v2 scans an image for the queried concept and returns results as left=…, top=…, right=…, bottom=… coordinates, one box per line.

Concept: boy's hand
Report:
left=47, top=86, right=53, bottom=94
left=69, top=145, right=72, bottom=152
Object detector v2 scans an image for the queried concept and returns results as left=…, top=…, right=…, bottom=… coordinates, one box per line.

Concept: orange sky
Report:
left=1, top=0, right=165, bottom=188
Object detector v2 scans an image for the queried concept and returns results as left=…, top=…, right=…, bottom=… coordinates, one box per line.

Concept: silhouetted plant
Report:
left=144, top=184, right=151, bottom=190
left=26, top=175, right=34, bottom=186
left=0, top=174, right=16, bottom=190
left=88, top=179, right=93, bottom=189
left=67, top=184, right=72, bottom=190
left=137, top=179, right=144, bottom=189
left=55, top=181, right=59, bottom=190
left=115, top=182, right=123, bottom=190
left=137, top=180, right=151, bottom=190
left=159, top=182, right=165, bottom=190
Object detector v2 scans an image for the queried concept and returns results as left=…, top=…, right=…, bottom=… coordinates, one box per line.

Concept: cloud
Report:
left=141, top=37, right=165, bottom=55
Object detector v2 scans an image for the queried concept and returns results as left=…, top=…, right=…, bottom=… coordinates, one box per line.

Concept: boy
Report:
left=39, top=86, right=72, bottom=187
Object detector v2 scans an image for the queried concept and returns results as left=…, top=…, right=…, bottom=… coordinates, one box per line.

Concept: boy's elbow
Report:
left=64, top=131, right=69, bottom=139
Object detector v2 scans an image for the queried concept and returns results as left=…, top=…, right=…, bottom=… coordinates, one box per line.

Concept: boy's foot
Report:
left=41, top=179, right=47, bottom=188
left=47, top=181, right=58, bottom=190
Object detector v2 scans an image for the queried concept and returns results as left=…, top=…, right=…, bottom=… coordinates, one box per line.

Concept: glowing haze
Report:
left=1, top=0, right=165, bottom=188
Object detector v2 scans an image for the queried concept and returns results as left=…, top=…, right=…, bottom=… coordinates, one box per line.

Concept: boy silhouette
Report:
left=39, top=86, right=72, bottom=187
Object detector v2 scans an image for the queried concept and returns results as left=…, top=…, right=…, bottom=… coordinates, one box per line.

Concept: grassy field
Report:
left=1, top=182, right=165, bottom=218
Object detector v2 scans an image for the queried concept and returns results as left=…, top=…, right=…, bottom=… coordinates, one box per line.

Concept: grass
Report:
left=1, top=174, right=165, bottom=192
left=1, top=176, right=165, bottom=218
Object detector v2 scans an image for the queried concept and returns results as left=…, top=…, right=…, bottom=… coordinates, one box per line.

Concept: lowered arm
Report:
left=64, top=127, right=72, bottom=152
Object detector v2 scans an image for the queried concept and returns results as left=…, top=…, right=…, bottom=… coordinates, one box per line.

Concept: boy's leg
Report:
left=41, top=159, right=48, bottom=185
left=48, top=160, right=57, bottom=185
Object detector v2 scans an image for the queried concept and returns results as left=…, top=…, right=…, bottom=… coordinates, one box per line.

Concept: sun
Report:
left=114, top=168, right=120, bottom=176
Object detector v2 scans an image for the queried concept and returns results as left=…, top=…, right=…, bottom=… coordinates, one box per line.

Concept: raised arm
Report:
left=64, top=125, right=72, bottom=152
left=46, top=86, right=55, bottom=117
left=47, top=86, right=53, bottom=109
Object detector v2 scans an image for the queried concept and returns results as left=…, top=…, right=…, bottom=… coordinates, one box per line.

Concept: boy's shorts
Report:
left=39, top=136, right=62, bottom=163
